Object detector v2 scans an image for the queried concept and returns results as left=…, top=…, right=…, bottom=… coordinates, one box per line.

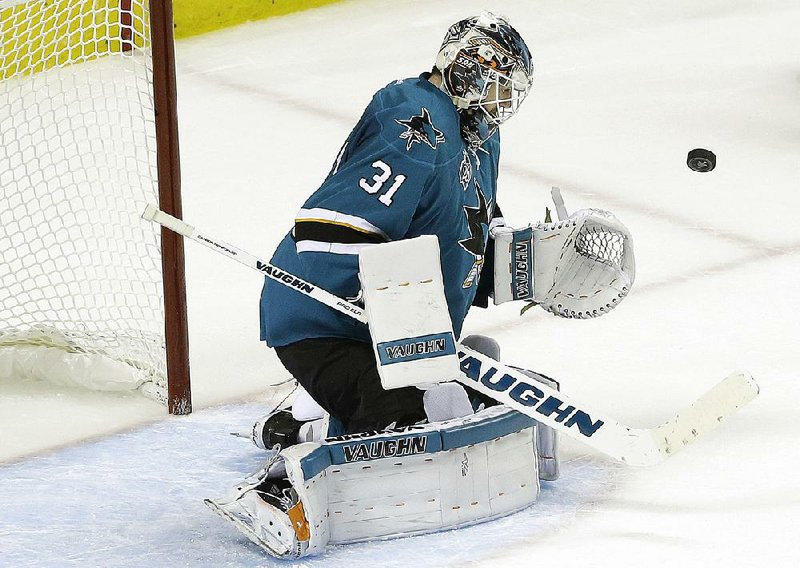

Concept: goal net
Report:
left=0, top=0, right=190, bottom=412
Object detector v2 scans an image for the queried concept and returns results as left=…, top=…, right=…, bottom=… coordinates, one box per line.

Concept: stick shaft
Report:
left=142, top=205, right=367, bottom=323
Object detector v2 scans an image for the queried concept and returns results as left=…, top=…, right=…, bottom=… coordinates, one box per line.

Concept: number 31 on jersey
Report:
left=359, top=160, right=406, bottom=207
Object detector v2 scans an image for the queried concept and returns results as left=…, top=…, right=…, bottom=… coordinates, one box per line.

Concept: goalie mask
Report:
left=435, top=12, right=534, bottom=126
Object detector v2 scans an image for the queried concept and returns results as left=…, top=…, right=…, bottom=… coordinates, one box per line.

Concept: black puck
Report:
left=687, top=148, right=716, bottom=172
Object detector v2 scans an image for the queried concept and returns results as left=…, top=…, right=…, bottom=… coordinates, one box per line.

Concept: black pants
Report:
left=275, top=338, right=426, bottom=434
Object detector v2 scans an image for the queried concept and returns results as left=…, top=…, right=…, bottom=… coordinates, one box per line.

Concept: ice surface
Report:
left=0, top=401, right=618, bottom=567
left=2, top=0, right=799, bottom=566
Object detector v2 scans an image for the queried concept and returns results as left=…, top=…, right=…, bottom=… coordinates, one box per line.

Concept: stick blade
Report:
left=646, top=371, right=759, bottom=464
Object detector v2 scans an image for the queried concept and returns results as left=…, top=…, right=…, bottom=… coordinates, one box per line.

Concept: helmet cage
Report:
left=436, top=13, right=533, bottom=126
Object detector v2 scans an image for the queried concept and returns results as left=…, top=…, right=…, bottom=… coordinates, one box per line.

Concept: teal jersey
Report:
left=261, top=74, right=500, bottom=347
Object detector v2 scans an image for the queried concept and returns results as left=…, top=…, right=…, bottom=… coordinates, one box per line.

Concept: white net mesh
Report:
left=0, top=0, right=167, bottom=401
left=575, top=221, right=627, bottom=270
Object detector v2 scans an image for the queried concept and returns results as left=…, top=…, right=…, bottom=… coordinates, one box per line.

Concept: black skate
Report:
left=250, top=409, right=304, bottom=451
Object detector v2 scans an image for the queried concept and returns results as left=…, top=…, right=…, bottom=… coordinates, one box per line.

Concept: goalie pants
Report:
left=275, top=338, right=427, bottom=434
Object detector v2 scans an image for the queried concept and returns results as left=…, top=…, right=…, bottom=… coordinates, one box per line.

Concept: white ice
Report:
left=2, top=0, right=799, bottom=566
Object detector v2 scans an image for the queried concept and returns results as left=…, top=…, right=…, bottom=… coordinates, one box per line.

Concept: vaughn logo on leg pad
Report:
left=377, top=332, right=456, bottom=365
left=325, top=425, right=434, bottom=464
left=338, top=435, right=429, bottom=463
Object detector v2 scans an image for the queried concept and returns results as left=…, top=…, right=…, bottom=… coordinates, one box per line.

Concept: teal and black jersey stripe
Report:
left=294, top=220, right=388, bottom=245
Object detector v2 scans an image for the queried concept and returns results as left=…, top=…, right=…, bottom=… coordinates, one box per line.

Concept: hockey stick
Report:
left=142, top=205, right=759, bottom=466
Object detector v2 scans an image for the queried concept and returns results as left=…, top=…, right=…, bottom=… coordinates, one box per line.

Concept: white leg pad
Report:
left=422, top=382, right=474, bottom=422
left=207, top=406, right=540, bottom=558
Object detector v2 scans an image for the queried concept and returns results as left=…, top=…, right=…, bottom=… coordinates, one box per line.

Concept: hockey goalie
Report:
left=198, top=12, right=642, bottom=558
left=157, top=184, right=752, bottom=558
left=137, top=11, right=750, bottom=559
left=205, top=202, right=633, bottom=557
left=143, top=6, right=759, bottom=558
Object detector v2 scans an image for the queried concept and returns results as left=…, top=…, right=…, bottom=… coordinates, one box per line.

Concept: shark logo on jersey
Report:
left=458, top=150, right=472, bottom=191
left=459, top=182, right=491, bottom=288
left=395, top=108, right=446, bottom=151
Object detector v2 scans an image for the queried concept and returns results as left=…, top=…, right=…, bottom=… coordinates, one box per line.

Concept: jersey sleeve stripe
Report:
left=295, top=240, right=375, bottom=255
left=296, top=207, right=388, bottom=239
left=294, top=220, right=388, bottom=245
left=297, top=218, right=380, bottom=236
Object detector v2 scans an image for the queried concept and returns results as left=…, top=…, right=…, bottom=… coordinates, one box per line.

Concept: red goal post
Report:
left=0, top=0, right=191, bottom=414
left=151, top=0, right=191, bottom=414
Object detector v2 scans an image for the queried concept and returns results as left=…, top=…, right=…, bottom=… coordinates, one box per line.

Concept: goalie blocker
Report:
left=359, top=235, right=461, bottom=390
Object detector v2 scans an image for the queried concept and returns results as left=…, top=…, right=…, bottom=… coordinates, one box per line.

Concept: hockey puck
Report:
left=687, top=148, right=716, bottom=172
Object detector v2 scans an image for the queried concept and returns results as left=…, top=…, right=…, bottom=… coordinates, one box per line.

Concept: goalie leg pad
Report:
left=208, top=406, right=541, bottom=558
left=326, top=407, right=541, bottom=545
left=422, top=382, right=474, bottom=422
left=206, top=445, right=330, bottom=559
left=513, top=367, right=560, bottom=481
left=461, top=334, right=501, bottom=360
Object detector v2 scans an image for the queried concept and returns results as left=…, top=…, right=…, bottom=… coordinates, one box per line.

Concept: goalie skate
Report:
left=205, top=489, right=305, bottom=558
left=204, top=453, right=310, bottom=559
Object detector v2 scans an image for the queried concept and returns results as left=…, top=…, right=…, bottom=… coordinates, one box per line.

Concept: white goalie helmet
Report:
left=435, top=12, right=534, bottom=126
